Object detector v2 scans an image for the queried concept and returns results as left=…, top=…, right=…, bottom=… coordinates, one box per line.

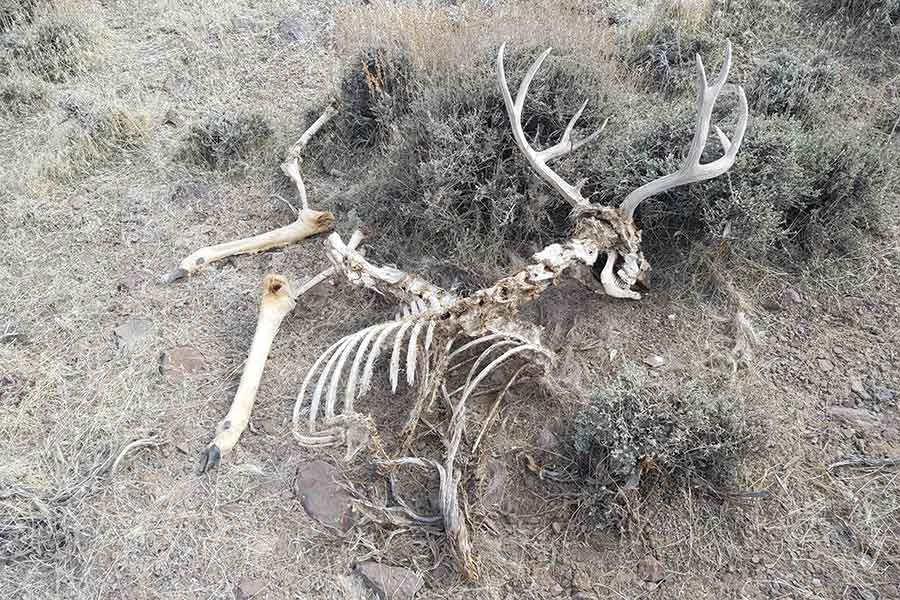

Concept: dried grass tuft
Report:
left=178, top=111, right=275, bottom=171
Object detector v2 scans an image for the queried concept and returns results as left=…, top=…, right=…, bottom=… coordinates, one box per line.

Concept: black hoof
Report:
left=161, top=268, right=189, bottom=284
left=197, top=444, right=221, bottom=474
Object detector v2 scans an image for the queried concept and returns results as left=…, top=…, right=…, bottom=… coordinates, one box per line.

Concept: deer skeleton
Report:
left=172, top=42, right=748, bottom=579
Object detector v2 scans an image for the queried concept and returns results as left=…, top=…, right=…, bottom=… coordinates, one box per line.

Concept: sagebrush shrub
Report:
left=625, top=21, right=718, bottom=95
left=0, top=74, right=48, bottom=116
left=0, top=0, right=41, bottom=32
left=823, top=0, right=900, bottom=26
left=314, top=43, right=612, bottom=288
left=572, top=364, right=758, bottom=488
left=40, top=98, right=151, bottom=178
left=13, top=18, right=95, bottom=82
left=309, top=2, right=897, bottom=290
left=180, top=112, right=274, bottom=171
left=587, top=102, right=896, bottom=261
left=745, top=50, right=837, bottom=121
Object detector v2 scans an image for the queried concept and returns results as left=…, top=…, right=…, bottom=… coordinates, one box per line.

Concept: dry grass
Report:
left=1, top=0, right=900, bottom=598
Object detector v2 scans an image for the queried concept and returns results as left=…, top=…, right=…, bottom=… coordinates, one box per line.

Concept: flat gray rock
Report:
left=293, top=460, right=354, bottom=532
left=637, top=555, right=665, bottom=583
left=827, top=406, right=880, bottom=431
left=354, top=561, right=423, bottom=600
left=161, top=345, right=206, bottom=383
left=278, top=15, right=313, bottom=42
left=115, top=319, right=154, bottom=350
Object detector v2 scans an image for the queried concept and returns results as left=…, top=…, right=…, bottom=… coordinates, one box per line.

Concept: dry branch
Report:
left=828, top=457, right=900, bottom=470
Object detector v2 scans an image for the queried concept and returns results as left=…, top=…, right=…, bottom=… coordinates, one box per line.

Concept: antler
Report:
left=619, top=41, right=749, bottom=219
left=496, top=43, right=608, bottom=209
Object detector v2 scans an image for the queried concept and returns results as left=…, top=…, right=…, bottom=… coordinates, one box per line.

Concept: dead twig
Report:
left=828, top=456, right=900, bottom=470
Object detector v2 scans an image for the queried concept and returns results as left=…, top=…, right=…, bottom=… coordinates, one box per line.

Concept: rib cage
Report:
left=292, top=310, right=551, bottom=449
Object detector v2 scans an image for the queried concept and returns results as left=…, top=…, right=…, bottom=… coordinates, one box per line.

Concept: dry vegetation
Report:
left=1, top=0, right=899, bottom=599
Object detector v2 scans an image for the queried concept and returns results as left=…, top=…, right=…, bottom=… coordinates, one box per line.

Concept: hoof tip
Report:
left=161, top=268, right=189, bottom=284
left=197, top=444, right=221, bottom=474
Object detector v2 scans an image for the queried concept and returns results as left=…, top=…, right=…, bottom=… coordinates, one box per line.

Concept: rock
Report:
left=550, top=581, right=563, bottom=595
left=278, top=15, right=313, bottom=42
left=171, top=181, right=209, bottom=203
left=643, top=355, right=666, bottom=369
left=354, top=562, right=423, bottom=600
left=849, top=377, right=872, bottom=401
left=882, top=427, right=899, bottom=442
left=857, top=588, right=877, bottom=600
left=573, top=570, right=593, bottom=591
left=818, top=359, right=834, bottom=372
left=637, top=556, right=665, bottom=583
left=235, top=577, right=265, bottom=599
left=114, top=319, right=154, bottom=350
left=784, top=288, right=802, bottom=305
left=163, top=107, right=183, bottom=127
left=873, top=386, right=897, bottom=403
left=161, top=346, right=206, bottom=383
left=115, top=272, right=143, bottom=292
left=535, top=425, right=559, bottom=452
left=761, top=297, right=783, bottom=312
left=293, top=460, right=354, bottom=532
left=827, top=406, right=881, bottom=431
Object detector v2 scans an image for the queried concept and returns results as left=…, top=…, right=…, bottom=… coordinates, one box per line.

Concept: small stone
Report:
left=236, top=577, right=265, bottom=599
left=827, top=406, right=881, bottom=431
left=115, top=272, right=143, bottom=292
left=278, top=15, right=312, bottom=42
left=637, top=556, right=665, bottom=583
left=761, top=297, right=783, bottom=312
left=161, top=346, right=206, bottom=383
left=163, top=107, right=183, bottom=127
left=811, top=578, right=822, bottom=587
left=293, top=460, right=354, bottom=532
left=857, top=589, right=877, bottom=600
left=171, top=181, right=209, bottom=203
left=114, top=319, right=154, bottom=350
left=850, top=377, right=872, bottom=401
left=643, top=355, right=666, bottom=368
left=873, top=386, right=897, bottom=403
left=535, top=425, right=559, bottom=452
left=354, top=562, right=423, bottom=600
left=573, top=570, right=592, bottom=591
left=551, top=521, right=562, bottom=533
left=882, top=427, right=899, bottom=442
left=785, top=288, right=802, bottom=305
left=550, top=581, right=563, bottom=595
left=818, top=359, right=834, bottom=372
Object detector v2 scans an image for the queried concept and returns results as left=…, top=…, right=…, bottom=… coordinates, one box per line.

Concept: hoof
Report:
left=197, top=444, right=221, bottom=474
left=161, top=268, right=189, bottom=284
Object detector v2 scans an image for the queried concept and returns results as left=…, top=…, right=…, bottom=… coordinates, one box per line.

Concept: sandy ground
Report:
left=2, top=1, right=899, bottom=599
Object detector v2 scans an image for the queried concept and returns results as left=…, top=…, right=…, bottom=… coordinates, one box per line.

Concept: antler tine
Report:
left=620, top=40, right=748, bottom=220
left=497, top=43, right=607, bottom=209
